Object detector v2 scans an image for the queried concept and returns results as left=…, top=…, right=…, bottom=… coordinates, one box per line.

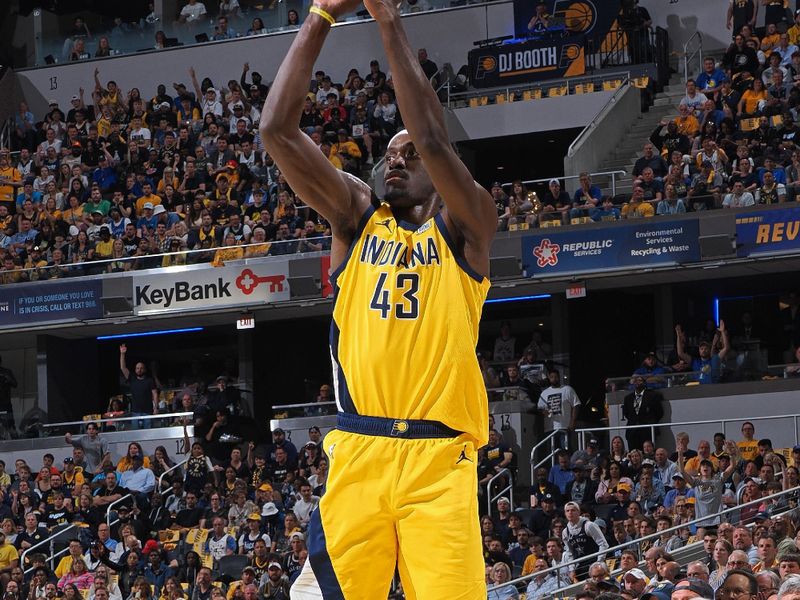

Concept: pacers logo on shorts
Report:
left=475, top=55, right=498, bottom=80
left=390, top=420, right=409, bottom=436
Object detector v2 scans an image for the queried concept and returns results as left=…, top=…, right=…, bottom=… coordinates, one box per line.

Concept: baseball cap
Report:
left=642, top=458, right=655, bottom=467
left=792, top=444, right=800, bottom=452
left=143, top=539, right=160, bottom=555
left=289, top=532, right=305, bottom=541
left=616, top=482, right=632, bottom=492
left=226, top=159, right=238, bottom=168
left=623, top=568, right=647, bottom=581
left=594, top=518, right=607, bottom=529
left=273, top=428, right=285, bottom=434
left=48, top=99, right=57, bottom=106
left=63, top=457, right=74, bottom=463
left=153, top=205, right=166, bottom=215
left=685, top=497, right=696, bottom=505
left=491, top=181, right=502, bottom=188
left=497, top=496, right=510, bottom=505
left=588, top=438, right=599, bottom=446
left=250, top=85, right=258, bottom=91
left=247, top=513, right=261, bottom=521
left=268, top=562, right=282, bottom=570
left=143, top=202, right=154, bottom=210
left=672, top=473, right=685, bottom=480
left=71, top=95, right=79, bottom=101
left=541, top=493, right=555, bottom=503
left=92, top=209, right=103, bottom=215
left=242, top=566, right=256, bottom=575
left=549, top=178, right=560, bottom=185
left=641, top=582, right=675, bottom=600
left=755, top=511, right=771, bottom=521
left=258, top=483, right=273, bottom=492
left=673, top=578, right=714, bottom=599
left=158, top=102, right=171, bottom=110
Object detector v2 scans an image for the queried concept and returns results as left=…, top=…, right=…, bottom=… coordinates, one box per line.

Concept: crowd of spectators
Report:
left=51, top=0, right=437, bottom=65
left=483, top=411, right=800, bottom=600
left=0, top=48, right=436, bottom=284
left=490, top=7, right=800, bottom=232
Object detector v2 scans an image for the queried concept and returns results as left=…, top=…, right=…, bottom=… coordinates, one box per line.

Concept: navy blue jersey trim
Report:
left=328, top=203, right=377, bottom=288
left=307, top=508, right=346, bottom=599
left=329, top=319, right=358, bottom=415
left=433, top=212, right=486, bottom=284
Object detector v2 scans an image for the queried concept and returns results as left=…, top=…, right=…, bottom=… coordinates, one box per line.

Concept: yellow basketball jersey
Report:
left=330, top=203, right=490, bottom=446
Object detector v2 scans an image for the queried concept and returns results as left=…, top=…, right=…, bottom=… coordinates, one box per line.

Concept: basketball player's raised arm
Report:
left=259, top=2, right=370, bottom=236
left=365, top=0, right=496, bottom=269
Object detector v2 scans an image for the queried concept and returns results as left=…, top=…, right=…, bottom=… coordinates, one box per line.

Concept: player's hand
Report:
left=363, top=0, right=401, bottom=23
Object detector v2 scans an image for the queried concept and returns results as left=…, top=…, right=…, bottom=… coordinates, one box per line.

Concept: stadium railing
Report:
left=487, top=467, right=514, bottom=515
left=528, top=428, right=566, bottom=482
left=31, top=0, right=477, bottom=68
left=490, top=483, right=800, bottom=594
left=40, top=412, right=194, bottom=434
left=501, top=169, right=628, bottom=197
left=20, top=521, right=83, bottom=574
left=575, top=412, right=800, bottom=452
left=0, top=235, right=328, bottom=288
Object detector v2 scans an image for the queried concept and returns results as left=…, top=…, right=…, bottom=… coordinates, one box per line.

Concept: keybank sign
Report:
left=132, top=262, right=291, bottom=315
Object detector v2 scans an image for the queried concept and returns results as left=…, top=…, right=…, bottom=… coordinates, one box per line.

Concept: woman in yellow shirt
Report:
left=61, top=195, right=85, bottom=227
left=739, top=79, right=768, bottom=116
left=117, top=442, right=152, bottom=472
left=211, top=233, right=244, bottom=267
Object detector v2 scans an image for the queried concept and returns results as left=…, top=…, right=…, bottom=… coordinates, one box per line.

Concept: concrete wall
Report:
left=15, top=2, right=515, bottom=117
left=641, top=0, right=731, bottom=56
left=446, top=90, right=614, bottom=141
left=562, top=84, right=641, bottom=190
left=606, top=378, right=800, bottom=452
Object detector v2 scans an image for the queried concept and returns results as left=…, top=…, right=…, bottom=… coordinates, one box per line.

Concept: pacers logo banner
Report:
left=736, top=207, right=800, bottom=257
left=513, top=0, right=622, bottom=42
left=469, top=36, right=585, bottom=89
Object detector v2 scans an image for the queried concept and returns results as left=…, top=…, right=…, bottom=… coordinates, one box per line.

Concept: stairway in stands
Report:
left=596, top=73, right=688, bottom=199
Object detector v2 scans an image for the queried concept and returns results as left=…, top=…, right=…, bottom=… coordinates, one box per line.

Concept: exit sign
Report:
left=566, top=283, right=586, bottom=299
left=237, top=314, right=255, bottom=329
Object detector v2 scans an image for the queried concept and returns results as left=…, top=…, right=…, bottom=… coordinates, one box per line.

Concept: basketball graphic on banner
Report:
left=560, top=1, right=594, bottom=31
left=553, top=0, right=596, bottom=32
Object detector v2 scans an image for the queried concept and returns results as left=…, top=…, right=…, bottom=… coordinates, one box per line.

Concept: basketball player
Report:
left=259, top=0, right=496, bottom=596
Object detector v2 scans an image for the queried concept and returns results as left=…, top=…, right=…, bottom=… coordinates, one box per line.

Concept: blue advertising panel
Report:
left=521, top=219, right=700, bottom=277
left=736, top=207, right=800, bottom=257
left=0, top=280, right=103, bottom=327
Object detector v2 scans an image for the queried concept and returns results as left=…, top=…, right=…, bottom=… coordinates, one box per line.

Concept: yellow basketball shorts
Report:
left=293, top=413, right=486, bottom=600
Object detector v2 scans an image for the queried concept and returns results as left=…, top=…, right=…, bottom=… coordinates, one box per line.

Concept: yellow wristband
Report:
left=309, top=5, right=335, bottom=25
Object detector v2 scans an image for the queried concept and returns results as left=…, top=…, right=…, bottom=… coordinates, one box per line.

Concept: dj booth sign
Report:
left=468, top=35, right=586, bottom=89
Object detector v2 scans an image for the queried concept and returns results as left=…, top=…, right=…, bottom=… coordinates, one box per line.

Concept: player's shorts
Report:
left=290, top=412, right=486, bottom=600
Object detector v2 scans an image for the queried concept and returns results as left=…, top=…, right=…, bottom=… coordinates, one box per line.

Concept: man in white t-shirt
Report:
left=128, top=116, right=151, bottom=147
left=537, top=369, right=581, bottom=450
left=292, top=482, right=320, bottom=528
left=179, top=0, right=207, bottom=23
left=681, top=79, right=708, bottom=117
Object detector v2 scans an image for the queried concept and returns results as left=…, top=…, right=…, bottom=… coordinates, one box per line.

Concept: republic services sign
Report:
left=132, top=261, right=290, bottom=315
